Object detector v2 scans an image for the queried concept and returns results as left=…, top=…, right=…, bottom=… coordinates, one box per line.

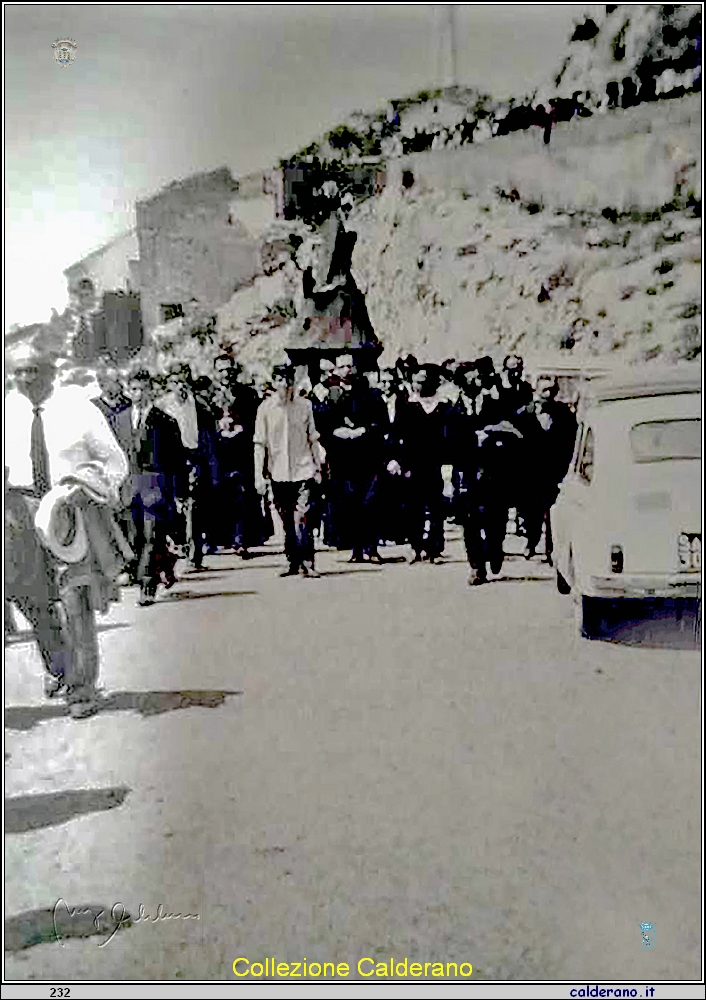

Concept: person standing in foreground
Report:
left=5, top=342, right=129, bottom=718
left=254, top=364, right=326, bottom=578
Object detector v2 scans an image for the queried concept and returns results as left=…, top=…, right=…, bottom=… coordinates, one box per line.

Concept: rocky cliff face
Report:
left=548, top=4, right=701, bottom=106
left=103, top=5, right=701, bottom=381
left=350, top=93, right=700, bottom=368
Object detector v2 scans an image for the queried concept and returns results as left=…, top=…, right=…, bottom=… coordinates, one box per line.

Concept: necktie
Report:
left=31, top=405, right=52, bottom=497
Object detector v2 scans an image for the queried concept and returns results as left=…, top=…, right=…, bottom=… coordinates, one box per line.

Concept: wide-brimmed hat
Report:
left=34, top=486, right=88, bottom=563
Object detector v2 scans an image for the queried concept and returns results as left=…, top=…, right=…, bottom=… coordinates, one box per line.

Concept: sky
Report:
left=5, top=3, right=594, bottom=330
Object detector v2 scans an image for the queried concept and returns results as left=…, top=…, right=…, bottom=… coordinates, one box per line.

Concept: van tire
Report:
left=556, top=569, right=572, bottom=594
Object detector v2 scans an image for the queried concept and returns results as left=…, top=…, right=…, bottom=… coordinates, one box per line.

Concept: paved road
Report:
left=5, top=532, right=701, bottom=981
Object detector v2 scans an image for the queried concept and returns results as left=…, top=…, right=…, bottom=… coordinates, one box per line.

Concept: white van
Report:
left=552, top=367, right=701, bottom=636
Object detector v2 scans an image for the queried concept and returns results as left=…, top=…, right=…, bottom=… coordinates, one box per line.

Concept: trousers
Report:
left=271, top=480, right=315, bottom=570
left=456, top=471, right=510, bottom=576
left=5, top=489, right=98, bottom=693
left=330, top=471, right=379, bottom=556
left=407, top=469, right=445, bottom=558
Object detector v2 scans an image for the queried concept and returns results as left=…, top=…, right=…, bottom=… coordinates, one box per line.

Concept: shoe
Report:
left=138, top=588, right=156, bottom=607
left=409, top=553, right=423, bottom=564
left=489, top=557, right=504, bottom=575
left=44, top=673, right=65, bottom=698
left=367, top=553, right=384, bottom=565
left=525, top=549, right=536, bottom=561
left=67, top=687, right=100, bottom=720
left=279, top=566, right=299, bottom=577
left=162, top=573, right=177, bottom=590
left=349, top=552, right=365, bottom=564
left=544, top=553, right=554, bottom=567
left=69, top=697, right=100, bottom=720
left=300, top=562, right=321, bottom=579
left=468, top=568, right=487, bottom=586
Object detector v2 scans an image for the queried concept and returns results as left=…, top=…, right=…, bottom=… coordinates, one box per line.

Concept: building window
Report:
left=161, top=303, right=184, bottom=322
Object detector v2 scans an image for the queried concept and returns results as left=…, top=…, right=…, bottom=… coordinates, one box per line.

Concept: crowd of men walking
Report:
left=5, top=340, right=577, bottom=717
left=89, top=348, right=578, bottom=594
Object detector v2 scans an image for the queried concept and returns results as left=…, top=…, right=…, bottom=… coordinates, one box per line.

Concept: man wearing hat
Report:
left=5, top=340, right=129, bottom=718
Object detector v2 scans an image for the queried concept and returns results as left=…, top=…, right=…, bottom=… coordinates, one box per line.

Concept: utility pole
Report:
left=447, top=4, right=458, bottom=89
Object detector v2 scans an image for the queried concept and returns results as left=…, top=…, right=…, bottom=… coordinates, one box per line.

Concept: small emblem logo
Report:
left=52, top=39, right=77, bottom=67
left=639, top=922, right=656, bottom=949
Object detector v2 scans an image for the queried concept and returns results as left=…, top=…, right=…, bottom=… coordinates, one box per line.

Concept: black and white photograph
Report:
left=4, top=3, right=702, bottom=992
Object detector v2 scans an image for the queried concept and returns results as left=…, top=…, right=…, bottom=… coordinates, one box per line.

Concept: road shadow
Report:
left=174, top=571, right=232, bottom=582
left=158, top=589, right=257, bottom=603
left=6, top=786, right=130, bottom=834
left=337, top=557, right=409, bottom=566
left=209, top=548, right=285, bottom=558
left=196, top=563, right=283, bottom=573
left=321, top=568, right=383, bottom=576
left=5, top=621, right=131, bottom=647
left=5, top=689, right=242, bottom=731
left=489, top=574, right=551, bottom=584
left=6, top=904, right=132, bottom=952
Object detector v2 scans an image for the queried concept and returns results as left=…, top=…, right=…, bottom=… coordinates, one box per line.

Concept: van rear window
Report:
left=630, top=419, right=701, bottom=462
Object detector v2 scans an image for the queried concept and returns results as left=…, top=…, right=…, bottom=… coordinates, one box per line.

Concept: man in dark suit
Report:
left=393, top=364, right=453, bottom=563
left=186, top=375, right=221, bottom=569
left=454, top=357, right=524, bottom=584
left=316, top=354, right=389, bottom=562
left=517, top=376, right=578, bottom=563
left=127, top=371, right=188, bottom=606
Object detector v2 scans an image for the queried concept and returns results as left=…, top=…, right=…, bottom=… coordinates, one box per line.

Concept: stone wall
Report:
left=136, top=167, right=262, bottom=332
left=63, top=230, right=139, bottom=311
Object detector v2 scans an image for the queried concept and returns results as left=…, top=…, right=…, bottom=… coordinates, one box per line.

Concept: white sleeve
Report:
left=253, top=403, right=267, bottom=448
left=66, top=394, right=129, bottom=505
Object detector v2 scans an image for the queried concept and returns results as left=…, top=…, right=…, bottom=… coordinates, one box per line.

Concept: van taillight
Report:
left=610, top=546, right=624, bottom=574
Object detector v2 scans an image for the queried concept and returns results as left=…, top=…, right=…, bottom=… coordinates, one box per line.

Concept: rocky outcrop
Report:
left=350, top=95, right=700, bottom=367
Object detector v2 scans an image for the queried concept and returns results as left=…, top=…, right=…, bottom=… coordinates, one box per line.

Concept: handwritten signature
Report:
left=52, top=899, right=199, bottom=948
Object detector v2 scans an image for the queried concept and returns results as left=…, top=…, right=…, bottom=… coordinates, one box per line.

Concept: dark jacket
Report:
left=133, top=406, right=187, bottom=508
left=517, top=399, right=578, bottom=488
left=318, top=383, right=390, bottom=477
left=393, top=397, right=453, bottom=475
left=189, top=400, right=220, bottom=489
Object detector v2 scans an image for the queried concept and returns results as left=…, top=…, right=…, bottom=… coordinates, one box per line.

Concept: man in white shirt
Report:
left=254, top=364, right=326, bottom=578
left=5, top=341, right=128, bottom=718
